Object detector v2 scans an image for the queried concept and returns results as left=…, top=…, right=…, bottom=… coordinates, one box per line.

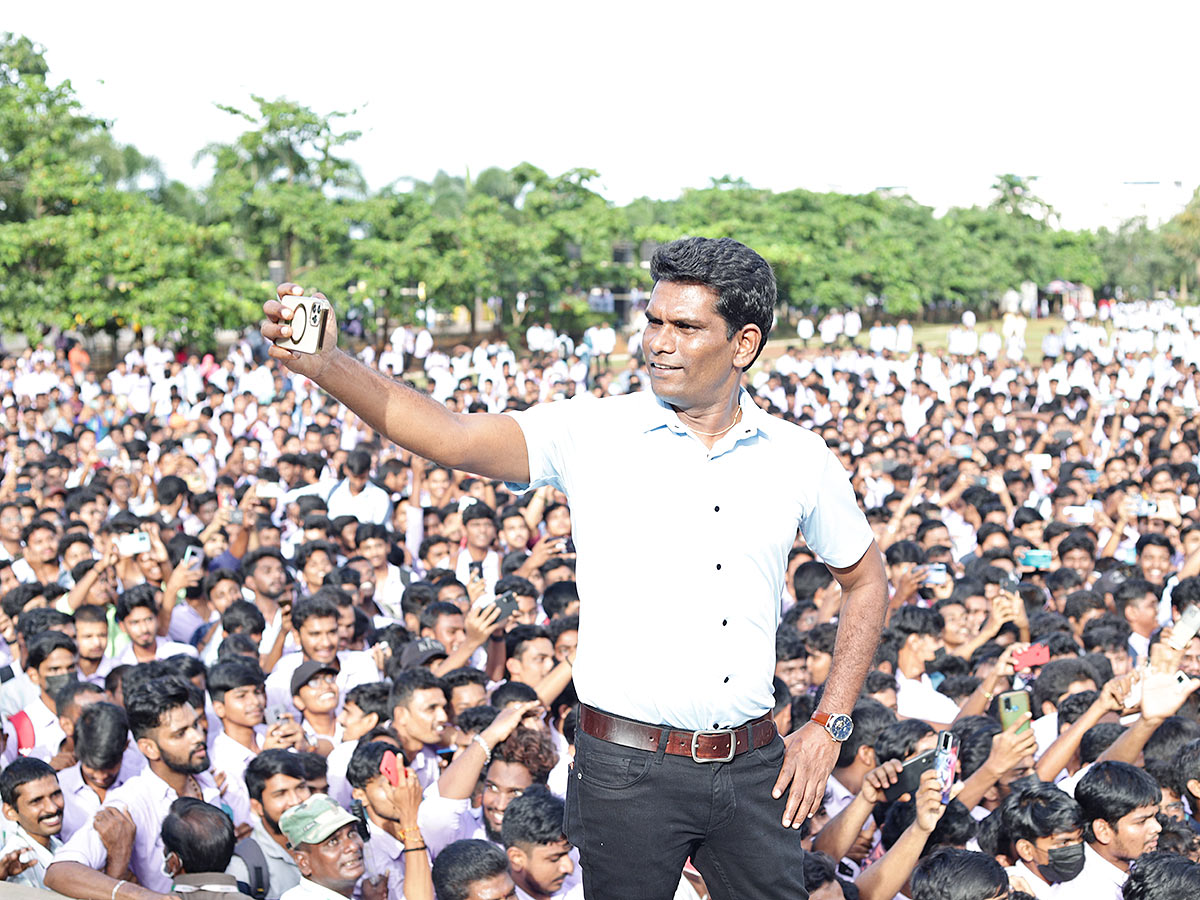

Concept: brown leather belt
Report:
left=579, top=705, right=777, bottom=763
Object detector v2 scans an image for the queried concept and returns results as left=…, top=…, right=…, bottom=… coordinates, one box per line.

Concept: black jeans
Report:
left=565, top=727, right=809, bottom=900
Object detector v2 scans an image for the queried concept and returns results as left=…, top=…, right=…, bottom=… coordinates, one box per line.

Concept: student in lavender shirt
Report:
left=58, top=702, right=133, bottom=842
left=45, top=675, right=251, bottom=900
left=113, top=586, right=199, bottom=666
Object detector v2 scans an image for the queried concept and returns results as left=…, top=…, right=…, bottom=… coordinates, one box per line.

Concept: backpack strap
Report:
left=233, top=837, right=270, bottom=900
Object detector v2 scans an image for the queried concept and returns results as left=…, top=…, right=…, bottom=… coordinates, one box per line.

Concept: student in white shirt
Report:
left=1001, top=780, right=1087, bottom=898
left=0, top=757, right=65, bottom=889
left=501, top=787, right=582, bottom=900
left=890, top=606, right=962, bottom=726
left=1055, top=761, right=1164, bottom=900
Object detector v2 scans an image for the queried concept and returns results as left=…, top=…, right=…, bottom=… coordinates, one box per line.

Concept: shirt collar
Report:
left=1084, top=841, right=1127, bottom=885
left=294, top=876, right=352, bottom=900
left=173, top=872, right=242, bottom=893
left=639, top=388, right=769, bottom=443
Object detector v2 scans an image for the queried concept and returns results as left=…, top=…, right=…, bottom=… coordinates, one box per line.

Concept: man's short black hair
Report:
left=207, top=657, right=265, bottom=703
left=874, top=719, right=933, bottom=766
left=1031, top=658, right=1098, bottom=715
left=345, top=682, right=393, bottom=723
left=500, top=785, right=564, bottom=849
left=505, top=624, right=550, bottom=661
left=888, top=605, right=943, bottom=642
left=0, top=757, right=56, bottom=807
left=1001, top=781, right=1085, bottom=853
left=1075, top=760, right=1161, bottom=842
left=222, top=600, right=266, bottom=637
left=419, top=601, right=463, bottom=634
left=910, top=847, right=1007, bottom=900
left=125, top=675, right=197, bottom=740
left=75, top=701, right=130, bottom=771
left=490, top=681, right=537, bottom=709
left=792, top=561, right=834, bottom=602
left=162, top=797, right=237, bottom=874
left=390, top=667, right=445, bottom=712
left=650, top=237, right=776, bottom=368
left=347, top=740, right=398, bottom=791
left=291, top=595, right=340, bottom=632
left=244, top=749, right=308, bottom=803
left=461, top=501, right=496, bottom=526
left=540, top=581, right=578, bottom=619
left=836, top=697, right=896, bottom=770
left=26, top=630, right=76, bottom=671
left=431, top=839, right=510, bottom=900
left=115, top=583, right=159, bottom=622
left=1123, top=851, right=1200, bottom=900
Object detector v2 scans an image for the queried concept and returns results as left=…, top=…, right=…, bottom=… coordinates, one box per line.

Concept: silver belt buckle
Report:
left=691, top=728, right=736, bottom=763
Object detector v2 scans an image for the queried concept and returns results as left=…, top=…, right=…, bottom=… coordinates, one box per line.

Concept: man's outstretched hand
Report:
left=261, top=283, right=339, bottom=378
left=772, top=720, right=839, bottom=828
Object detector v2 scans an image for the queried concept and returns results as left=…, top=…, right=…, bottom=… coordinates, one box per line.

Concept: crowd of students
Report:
left=1, top=298, right=1200, bottom=899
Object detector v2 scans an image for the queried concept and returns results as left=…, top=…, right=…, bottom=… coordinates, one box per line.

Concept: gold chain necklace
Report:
left=684, top=406, right=743, bottom=437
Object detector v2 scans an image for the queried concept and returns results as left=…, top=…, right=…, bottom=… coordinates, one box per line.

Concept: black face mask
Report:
left=43, top=672, right=77, bottom=700
left=1037, top=842, right=1086, bottom=883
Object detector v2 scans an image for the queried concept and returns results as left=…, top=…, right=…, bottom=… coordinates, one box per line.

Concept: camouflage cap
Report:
left=277, top=793, right=358, bottom=849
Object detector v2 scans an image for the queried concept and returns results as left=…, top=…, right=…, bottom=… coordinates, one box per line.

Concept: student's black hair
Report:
left=1169, top=738, right=1200, bottom=810
left=55, top=680, right=103, bottom=718
left=1075, top=761, right=1161, bottom=842
left=888, top=605, right=944, bottom=642
left=505, top=624, right=550, bottom=661
left=418, top=601, right=463, bottom=634
left=222, top=599, right=266, bottom=637
left=339, top=682, right=391, bottom=725
left=792, top=560, right=835, bottom=602
left=0, top=757, right=56, bottom=807
left=546, top=614, right=578, bottom=647
left=1144, top=716, right=1200, bottom=765
left=456, top=705, right=499, bottom=736
left=115, top=583, right=159, bottom=621
left=293, top=540, right=339, bottom=575
left=162, top=797, right=236, bottom=874
left=75, top=701, right=130, bottom=771
left=499, top=785, right=566, bottom=850
left=26, top=630, right=76, bottom=671
left=836, top=698, right=897, bottom=770
left=776, top=628, right=806, bottom=663
left=490, top=681, right=537, bottom=709
left=290, top=595, right=340, bottom=632
left=244, top=748, right=308, bottom=803
left=1001, top=781, right=1085, bottom=855
left=125, top=674, right=198, bottom=740
left=207, top=657, right=266, bottom=703
left=864, top=669, right=898, bottom=696
left=1057, top=690, right=1099, bottom=727
left=804, top=622, right=839, bottom=656
left=910, top=847, right=1008, bottom=900
left=431, top=839, right=510, bottom=900
left=881, top=798, right=976, bottom=853
left=389, top=667, right=445, bottom=712
left=1031, top=658, right=1098, bottom=715
left=346, top=740, right=396, bottom=791
left=1122, top=851, right=1200, bottom=900
left=294, top=750, right=327, bottom=784
left=1, top=583, right=42, bottom=620
left=540, top=581, right=578, bottom=619
left=218, top=632, right=261, bottom=660
left=875, top=719, right=934, bottom=765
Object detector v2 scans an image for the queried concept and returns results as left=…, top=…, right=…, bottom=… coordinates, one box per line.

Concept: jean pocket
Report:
left=576, top=738, right=653, bottom=790
left=753, top=735, right=787, bottom=767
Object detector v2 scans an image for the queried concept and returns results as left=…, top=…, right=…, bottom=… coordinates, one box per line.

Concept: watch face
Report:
left=828, top=714, right=854, bottom=742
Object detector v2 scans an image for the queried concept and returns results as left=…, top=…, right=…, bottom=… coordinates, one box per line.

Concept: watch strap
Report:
left=811, top=710, right=832, bottom=727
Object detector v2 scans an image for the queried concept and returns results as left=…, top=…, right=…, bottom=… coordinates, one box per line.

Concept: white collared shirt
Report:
left=281, top=875, right=352, bottom=900
left=1051, top=842, right=1125, bottom=900
left=58, top=761, right=132, bottom=841
left=508, top=389, right=874, bottom=730
left=225, top=815, right=302, bottom=900
left=894, top=670, right=961, bottom=725
left=0, top=820, right=61, bottom=888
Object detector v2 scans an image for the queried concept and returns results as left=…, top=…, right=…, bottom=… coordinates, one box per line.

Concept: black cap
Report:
left=399, top=637, right=447, bottom=670
left=290, top=659, right=340, bottom=698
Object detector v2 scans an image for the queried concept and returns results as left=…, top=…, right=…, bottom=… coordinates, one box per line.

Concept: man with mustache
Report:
left=278, top=793, right=389, bottom=900
left=0, top=756, right=65, bottom=888
left=45, top=675, right=252, bottom=899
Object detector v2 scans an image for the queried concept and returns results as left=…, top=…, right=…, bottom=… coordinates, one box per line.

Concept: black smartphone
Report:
left=469, top=560, right=484, bottom=579
left=491, top=590, right=521, bottom=623
left=883, top=749, right=936, bottom=802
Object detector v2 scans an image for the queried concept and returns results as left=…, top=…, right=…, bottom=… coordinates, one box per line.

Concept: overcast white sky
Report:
left=9, top=1, right=1199, bottom=230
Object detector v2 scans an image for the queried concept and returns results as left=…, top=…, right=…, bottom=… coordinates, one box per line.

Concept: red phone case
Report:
left=380, top=750, right=400, bottom=786
left=1013, top=644, right=1050, bottom=669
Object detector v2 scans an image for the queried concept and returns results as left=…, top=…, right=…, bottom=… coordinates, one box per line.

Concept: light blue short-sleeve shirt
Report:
left=506, top=388, right=874, bottom=731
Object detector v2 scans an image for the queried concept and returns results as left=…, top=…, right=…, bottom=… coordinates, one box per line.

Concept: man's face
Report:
left=210, top=577, right=243, bottom=613
left=296, top=673, right=340, bottom=717
left=1061, top=549, right=1093, bottom=580
left=481, top=759, right=533, bottom=841
left=336, top=605, right=355, bottom=651
left=940, top=603, right=971, bottom=647
left=501, top=516, right=530, bottom=551
left=642, top=281, right=750, bottom=411
left=465, top=872, right=517, bottom=900
left=1105, top=804, right=1162, bottom=863
left=512, top=593, right=540, bottom=627
left=0, top=508, right=22, bottom=542
left=465, top=517, right=496, bottom=552
left=514, top=838, right=575, bottom=897
left=553, top=628, right=578, bottom=664
left=252, top=773, right=312, bottom=835
left=1124, top=592, right=1160, bottom=635
left=298, top=615, right=339, bottom=664
left=394, top=688, right=448, bottom=744
left=303, top=550, right=334, bottom=587
left=337, top=702, right=377, bottom=743
left=1138, top=546, right=1172, bottom=584
left=250, top=557, right=287, bottom=600
left=449, top=682, right=488, bottom=720
left=425, top=613, right=466, bottom=654
left=33, top=647, right=77, bottom=697
left=122, top=605, right=159, bottom=649
left=420, top=540, right=451, bottom=572
left=3, top=774, right=64, bottom=840
left=509, top=637, right=555, bottom=688
left=1181, top=636, right=1200, bottom=679
left=1020, top=829, right=1084, bottom=873
left=25, top=526, right=57, bottom=564
left=804, top=648, right=832, bottom=687
left=295, top=823, right=364, bottom=893
left=145, top=704, right=209, bottom=775
left=214, top=683, right=266, bottom=729
left=359, top=538, right=388, bottom=572
left=1105, top=644, right=1133, bottom=677
left=775, top=657, right=808, bottom=694
left=964, top=596, right=989, bottom=633
left=75, top=620, right=109, bottom=663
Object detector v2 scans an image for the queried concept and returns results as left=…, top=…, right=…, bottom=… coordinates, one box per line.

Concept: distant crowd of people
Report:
left=0, top=297, right=1199, bottom=898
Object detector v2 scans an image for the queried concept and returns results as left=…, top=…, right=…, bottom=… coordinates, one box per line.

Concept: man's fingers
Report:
left=276, top=282, right=303, bottom=301
left=771, top=750, right=795, bottom=802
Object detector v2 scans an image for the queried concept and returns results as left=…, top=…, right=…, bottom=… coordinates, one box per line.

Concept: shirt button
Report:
left=716, top=563, right=722, bottom=571
left=722, top=619, right=728, bottom=626
left=723, top=676, right=730, bottom=683
left=714, top=505, right=720, bottom=512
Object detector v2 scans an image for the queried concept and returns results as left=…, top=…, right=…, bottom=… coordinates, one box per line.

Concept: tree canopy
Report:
left=0, top=34, right=1194, bottom=351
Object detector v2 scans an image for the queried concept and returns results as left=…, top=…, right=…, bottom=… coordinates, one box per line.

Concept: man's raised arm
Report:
left=262, top=284, right=531, bottom=484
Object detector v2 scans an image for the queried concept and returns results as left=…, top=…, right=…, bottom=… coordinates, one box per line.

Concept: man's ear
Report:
left=1187, top=778, right=1200, bottom=803
left=212, top=700, right=226, bottom=721
left=1092, top=818, right=1114, bottom=846
left=290, top=847, right=312, bottom=877
left=351, top=787, right=367, bottom=805
left=362, top=712, right=380, bottom=732
left=732, top=325, right=763, bottom=370
left=2, top=802, right=16, bottom=823
left=505, top=657, right=519, bottom=679
left=506, top=845, right=527, bottom=874
left=1014, top=838, right=1036, bottom=863
left=250, top=797, right=264, bottom=821
left=293, top=695, right=307, bottom=713
left=1041, top=701, right=1057, bottom=717
left=857, top=745, right=877, bottom=770
left=137, top=736, right=161, bottom=763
